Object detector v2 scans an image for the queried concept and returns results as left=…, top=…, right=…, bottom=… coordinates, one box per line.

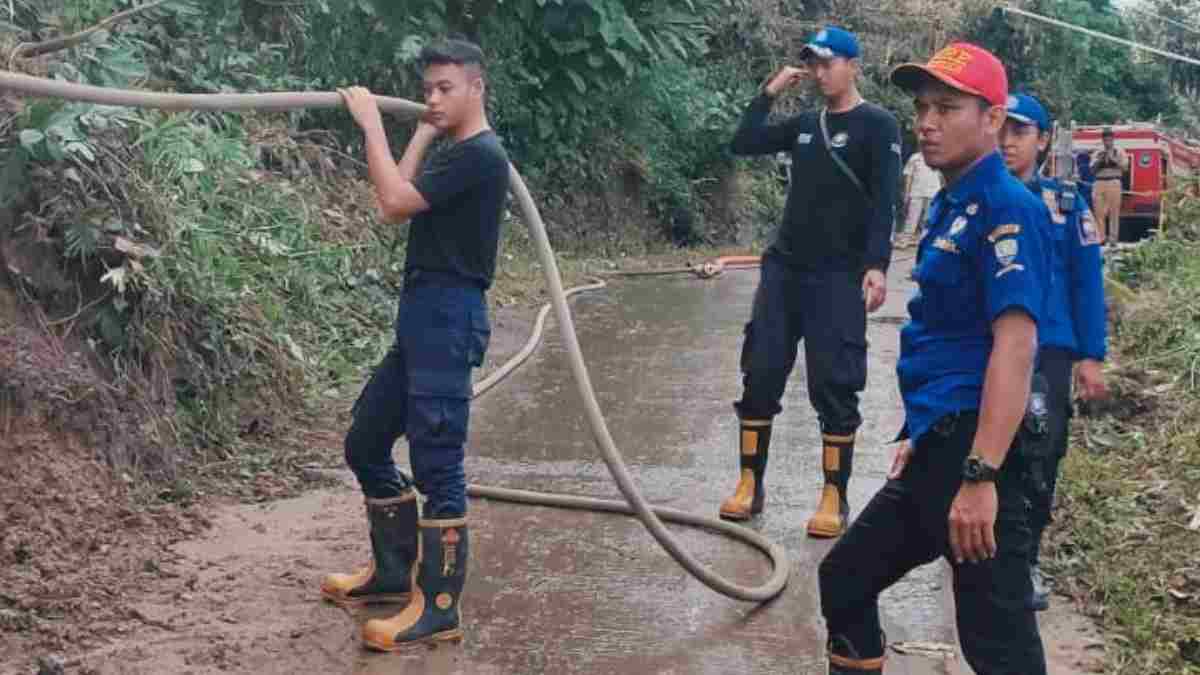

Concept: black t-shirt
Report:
left=731, top=94, right=901, bottom=272
left=409, top=130, right=510, bottom=288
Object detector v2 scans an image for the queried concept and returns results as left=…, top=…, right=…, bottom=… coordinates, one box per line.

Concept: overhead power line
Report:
left=1000, top=4, right=1200, bottom=68
left=1118, top=3, right=1200, bottom=38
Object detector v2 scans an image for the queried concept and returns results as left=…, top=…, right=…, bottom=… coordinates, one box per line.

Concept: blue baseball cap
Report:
left=1005, top=93, right=1051, bottom=132
left=800, top=26, right=860, bottom=60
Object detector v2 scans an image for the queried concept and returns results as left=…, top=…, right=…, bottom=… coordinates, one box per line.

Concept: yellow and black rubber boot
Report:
left=320, top=492, right=418, bottom=607
left=807, top=433, right=855, bottom=538
left=362, top=518, right=469, bottom=651
left=719, top=419, right=772, bottom=521
left=827, top=634, right=885, bottom=674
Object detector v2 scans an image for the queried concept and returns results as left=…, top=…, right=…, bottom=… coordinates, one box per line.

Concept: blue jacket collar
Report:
left=942, top=151, right=1007, bottom=205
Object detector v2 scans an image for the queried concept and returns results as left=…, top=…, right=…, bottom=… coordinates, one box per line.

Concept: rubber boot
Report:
left=362, top=518, right=469, bottom=651
left=828, top=634, right=885, bottom=674
left=320, top=492, right=418, bottom=607
left=718, top=419, right=772, bottom=521
left=807, top=433, right=855, bottom=538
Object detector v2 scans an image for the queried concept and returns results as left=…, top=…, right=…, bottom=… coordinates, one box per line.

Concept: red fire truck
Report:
left=1066, top=123, right=1200, bottom=241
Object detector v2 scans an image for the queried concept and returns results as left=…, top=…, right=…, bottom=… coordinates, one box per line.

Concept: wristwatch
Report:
left=961, top=455, right=1000, bottom=483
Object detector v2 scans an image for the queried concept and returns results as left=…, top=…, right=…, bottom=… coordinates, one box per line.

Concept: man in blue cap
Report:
left=1001, top=92, right=1108, bottom=611
left=721, top=26, right=901, bottom=537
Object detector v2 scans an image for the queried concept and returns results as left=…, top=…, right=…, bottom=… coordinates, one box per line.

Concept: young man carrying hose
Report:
left=1000, top=93, right=1108, bottom=611
left=722, top=26, right=901, bottom=537
left=321, top=39, right=510, bottom=651
left=818, top=44, right=1052, bottom=674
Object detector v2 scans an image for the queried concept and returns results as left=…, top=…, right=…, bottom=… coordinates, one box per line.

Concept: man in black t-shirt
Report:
left=720, top=26, right=901, bottom=538
left=322, top=39, right=510, bottom=652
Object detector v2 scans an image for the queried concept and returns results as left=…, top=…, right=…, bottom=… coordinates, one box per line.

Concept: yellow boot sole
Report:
left=718, top=469, right=761, bottom=521
left=806, top=484, right=846, bottom=538
left=364, top=627, right=464, bottom=652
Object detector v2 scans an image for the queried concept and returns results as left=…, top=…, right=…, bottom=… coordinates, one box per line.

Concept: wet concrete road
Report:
left=40, top=259, right=1092, bottom=675
left=424, top=262, right=957, bottom=674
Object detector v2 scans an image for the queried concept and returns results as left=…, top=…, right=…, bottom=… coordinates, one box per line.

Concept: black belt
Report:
left=1095, top=176, right=1122, bottom=182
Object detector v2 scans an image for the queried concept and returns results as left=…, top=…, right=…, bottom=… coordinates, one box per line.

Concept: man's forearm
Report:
left=396, top=126, right=437, bottom=182
left=731, top=94, right=782, bottom=156
left=362, top=124, right=407, bottom=196
left=361, top=124, right=436, bottom=214
left=971, top=320, right=1037, bottom=468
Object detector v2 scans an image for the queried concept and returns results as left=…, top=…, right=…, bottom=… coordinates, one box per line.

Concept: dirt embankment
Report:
left=0, top=260, right=543, bottom=673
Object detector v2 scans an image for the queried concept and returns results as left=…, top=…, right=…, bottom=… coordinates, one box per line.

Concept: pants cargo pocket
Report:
left=468, top=305, right=491, bottom=369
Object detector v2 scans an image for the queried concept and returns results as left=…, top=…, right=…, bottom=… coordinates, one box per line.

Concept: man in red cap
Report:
left=817, top=42, right=1051, bottom=674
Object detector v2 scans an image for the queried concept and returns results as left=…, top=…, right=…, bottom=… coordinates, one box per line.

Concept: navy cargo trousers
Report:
left=343, top=270, right=490, bottom=518
left=734, top=255, right=868, bottom=434
left=819, top=412, right=1048, bottom=674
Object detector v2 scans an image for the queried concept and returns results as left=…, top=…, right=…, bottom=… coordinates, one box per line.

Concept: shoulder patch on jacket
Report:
left=987, top=224, right=1021, bottom=242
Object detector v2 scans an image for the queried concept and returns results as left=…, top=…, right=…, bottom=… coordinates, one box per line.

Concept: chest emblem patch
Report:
left=831, top=132, right=849, bottom=148
left=797, top=133, right=813, bottom=145
left=966, top=203, right=979, bottom=216
left=949, top=216, right=968, bottom=236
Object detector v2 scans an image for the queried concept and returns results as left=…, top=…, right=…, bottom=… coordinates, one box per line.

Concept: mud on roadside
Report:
left=0, top=267, right=571, bottom=675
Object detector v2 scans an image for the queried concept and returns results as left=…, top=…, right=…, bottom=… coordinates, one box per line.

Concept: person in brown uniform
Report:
left=1089, top=127, right=1128, bottom=245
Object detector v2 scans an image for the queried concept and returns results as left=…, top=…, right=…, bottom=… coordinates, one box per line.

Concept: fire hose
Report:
left=0, top=71, right=789, bottom=603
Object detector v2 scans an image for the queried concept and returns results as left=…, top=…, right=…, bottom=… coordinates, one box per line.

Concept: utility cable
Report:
left=1000, top=4, right=1200, bottom=68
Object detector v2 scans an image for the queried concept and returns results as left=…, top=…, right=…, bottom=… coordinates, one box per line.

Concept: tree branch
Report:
left=14, top=0, right=171, bottom=59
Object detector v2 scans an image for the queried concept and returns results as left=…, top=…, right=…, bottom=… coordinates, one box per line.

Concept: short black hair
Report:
left=419, top=39, right=486, bottom=73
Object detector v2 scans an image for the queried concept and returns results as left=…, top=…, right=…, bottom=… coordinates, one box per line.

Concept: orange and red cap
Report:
left=890, top=42, right=1009, bottom=107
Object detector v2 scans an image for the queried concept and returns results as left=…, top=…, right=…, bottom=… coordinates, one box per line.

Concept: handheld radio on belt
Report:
left=1018, top=373, right=1053, bottom=499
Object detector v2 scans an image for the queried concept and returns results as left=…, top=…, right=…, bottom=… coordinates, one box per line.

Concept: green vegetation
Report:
left=1049, top=183, right=1200, bottom=673
left=0, top=1, right=757, bottom=477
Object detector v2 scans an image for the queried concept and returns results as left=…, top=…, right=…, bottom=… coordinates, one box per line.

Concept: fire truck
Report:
left=1059, top=123, right=1200, bottom=241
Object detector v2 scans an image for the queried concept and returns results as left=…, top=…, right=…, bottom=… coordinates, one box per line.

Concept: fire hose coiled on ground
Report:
left=0, top=71, right=789, bottom=603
